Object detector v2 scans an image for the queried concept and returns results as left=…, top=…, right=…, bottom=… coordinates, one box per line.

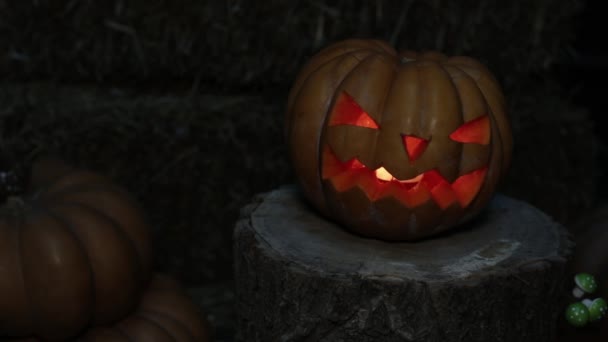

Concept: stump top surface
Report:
left=245, top=186, right=570, bottom=281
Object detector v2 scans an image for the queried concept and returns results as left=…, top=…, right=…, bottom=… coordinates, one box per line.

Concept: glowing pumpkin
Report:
left=286, top=39, right=512, bottom=241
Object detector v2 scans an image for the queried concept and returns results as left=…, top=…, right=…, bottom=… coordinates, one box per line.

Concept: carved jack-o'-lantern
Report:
left=286, top=39, right=512, bottom=241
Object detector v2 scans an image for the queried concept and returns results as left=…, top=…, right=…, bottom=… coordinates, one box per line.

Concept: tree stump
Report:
left=234, top=186, right=573, bottom=342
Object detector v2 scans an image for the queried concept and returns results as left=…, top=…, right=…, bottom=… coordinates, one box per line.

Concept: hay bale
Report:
left=0, top=83, right=292, bottom=285
left=1, top=0, right=583, bottom=89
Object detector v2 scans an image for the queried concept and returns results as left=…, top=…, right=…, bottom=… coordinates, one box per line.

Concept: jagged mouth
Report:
left=322, top=146, right=487, bottom=209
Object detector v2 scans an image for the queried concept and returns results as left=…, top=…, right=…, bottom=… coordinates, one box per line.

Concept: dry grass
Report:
left=0, top=83, right=292, bottom=285
left=0, top=0, right=584, bottom=89
left=0, top=0, right=594, bottom=287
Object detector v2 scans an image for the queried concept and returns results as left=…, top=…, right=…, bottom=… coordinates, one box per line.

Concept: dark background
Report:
left=1, top=0, right=606, bottom=340
left=558, top=0, right=608, bottom=199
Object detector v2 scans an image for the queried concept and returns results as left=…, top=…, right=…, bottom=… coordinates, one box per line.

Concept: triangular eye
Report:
left=449, top=115, right=490, bottom=145
left=402, top=135, right=428, bottom=162
left=329, top=92, right=379, bottom=129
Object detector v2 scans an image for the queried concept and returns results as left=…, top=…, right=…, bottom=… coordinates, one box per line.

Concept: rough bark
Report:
left=234, top=186, right=573, bottom=342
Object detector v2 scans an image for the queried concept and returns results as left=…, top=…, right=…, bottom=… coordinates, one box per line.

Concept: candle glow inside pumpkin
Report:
left=322, top=91, right=490, bottom=210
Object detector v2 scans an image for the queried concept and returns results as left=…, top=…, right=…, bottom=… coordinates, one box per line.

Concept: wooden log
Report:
left=234, top=186, right=573, bottom=342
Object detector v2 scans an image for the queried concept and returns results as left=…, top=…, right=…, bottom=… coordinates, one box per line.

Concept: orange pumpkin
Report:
left=9, top=274, right=212, bottom=342
left=78, top=274, right=211, bottom=341
left=0, top=156, right=153, bottom=340
left=286, top=39, right=512, bottom=241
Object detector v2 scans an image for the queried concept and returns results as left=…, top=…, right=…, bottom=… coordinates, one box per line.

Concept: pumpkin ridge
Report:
left=318, top=52, right=381, bottom=194
left=417, top=61, right=467, bottom=181
left=132, top=312, right=182, bottom=342
left=450, top=63, right=505, bottom=179
left=414, top=62, right=425, bottom=170
left=341, top=54, right=394, bottom=169
left=32, top=171, right=107, bottom=199
left=309, top=52, right=379, bottom=209
left=448, top=62, right=506, bottom=111
left=469, top=117, right=504, bottom=214
left=40, top=184, right=152, bottom=279
left=38, top=183, right=143, bottom=220
left=40, top=190, right=152, bottom=318
left=29, top=170, right=77, bottom=196
left=22, top=210, right=96, bottom=339
left=447, top=57, right=501, bottom=87
left=15, top=216, right=35, bottom=336
left=41, top=206, right=96, bottom=329
left=112, top=324, right=138, bottom=342
left=50, top=199, right=146, bottom=287
left=371, top=59, right=398, bottom=170
left=287, top=49, right=376, bottom=136
left=311, top=40, right=393, bottom=67
left=369, top=39, right=397, bottom=55
left=448, top=64, right=504, bottom=211
left=138, top=291, right=208, bottom=341
left=287, top=48, right=371, bottom=116
left=137, top=308, right=197, bottom=341
left=466, top=69, right=511, bottom=175
left=307, top=40, right=373, bottom=63
left=442, top=64, right=466, bottom=179
left=287, top=48, right=376, bottom=119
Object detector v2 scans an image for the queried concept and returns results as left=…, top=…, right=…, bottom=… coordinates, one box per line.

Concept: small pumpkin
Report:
left=286, top=39, right=512, bottom=241
left=0, top=156, right=153, bottom=340
left=10, top=274, right=212, bottom=342
left=83, top=274, right=211, bottom=341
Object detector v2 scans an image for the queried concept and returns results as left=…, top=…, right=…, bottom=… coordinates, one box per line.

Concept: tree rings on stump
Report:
left=234, top=186, right=573, bottom=342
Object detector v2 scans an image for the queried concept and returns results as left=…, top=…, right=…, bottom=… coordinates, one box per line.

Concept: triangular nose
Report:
left=402, top=135, right=428, bottom=162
